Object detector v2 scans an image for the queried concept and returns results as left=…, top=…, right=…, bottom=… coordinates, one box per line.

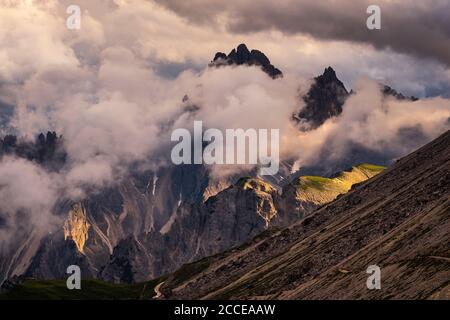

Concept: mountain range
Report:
left=157, top=129, right=450, bottom=300
left=0, top=44, right=447, bottom=299
left=1, top=128, right=448, bottom=299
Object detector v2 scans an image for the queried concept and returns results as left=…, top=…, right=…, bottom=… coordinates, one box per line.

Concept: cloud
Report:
left=154, top=0, right=450, bottom=68
left=291, top=79, right=450, bottom=167
left=0, top=156, right=61, bottom=243
left=0, top=0, right=449, bottom=244
left=164, top=66, right=450, bottom=178
left=1, top=0, right=449, bottom=100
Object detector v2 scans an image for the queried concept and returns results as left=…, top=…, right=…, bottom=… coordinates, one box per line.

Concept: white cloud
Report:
left=0, top=0, right=449, bottom=242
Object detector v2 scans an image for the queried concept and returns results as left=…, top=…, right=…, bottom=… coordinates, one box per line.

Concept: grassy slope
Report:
left=0, top=277, right=165, bottom=300
left=295, top=164, right=385, bottom=204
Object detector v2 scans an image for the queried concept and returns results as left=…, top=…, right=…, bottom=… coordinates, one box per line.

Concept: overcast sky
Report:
left=0, top=0, right=449, bottom=100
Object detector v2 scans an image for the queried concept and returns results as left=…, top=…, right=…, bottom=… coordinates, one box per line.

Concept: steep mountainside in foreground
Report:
left=156, top=130, right=450, bottom=300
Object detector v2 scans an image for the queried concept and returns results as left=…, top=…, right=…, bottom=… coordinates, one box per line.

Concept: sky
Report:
left=0, top=0, right=449, bottom=242
left=0, top=0, right=449, bottom=99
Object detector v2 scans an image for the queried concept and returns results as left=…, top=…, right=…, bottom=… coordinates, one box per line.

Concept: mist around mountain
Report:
left=0, top=44, right=449, bottom=298
left=2, top=130, right=448, bottom=300
left=156, top=130, right=450, bottom=300
left=210, top=43, right=283, bottom=79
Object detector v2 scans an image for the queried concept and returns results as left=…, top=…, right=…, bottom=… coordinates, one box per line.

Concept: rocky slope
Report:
left=155, top=130, right=450, bottom=300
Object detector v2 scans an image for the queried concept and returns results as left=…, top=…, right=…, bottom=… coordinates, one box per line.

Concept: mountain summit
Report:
left=210, top=43, right=283, bottom=78
left=294, top=66, right=349, bottom=128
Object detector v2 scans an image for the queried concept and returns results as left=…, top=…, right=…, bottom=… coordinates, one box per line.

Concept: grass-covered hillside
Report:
left=292, top=163, right=385, bottom=205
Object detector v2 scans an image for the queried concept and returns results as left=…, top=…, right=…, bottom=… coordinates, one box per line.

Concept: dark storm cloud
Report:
left=153, top=0, right=450, bottom=67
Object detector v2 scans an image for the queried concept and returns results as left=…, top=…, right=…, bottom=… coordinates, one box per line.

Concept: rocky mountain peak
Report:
left=321, top=66, right=338, bottom=82
left=294, top=67, right=419, bottom=129
left=210, top=43, right=283, bottom=79
left=294, top=66, right=349, bottom=129
left=234, top=43, right=251, bottom=63
left=316, top=66, right=345, bottom=88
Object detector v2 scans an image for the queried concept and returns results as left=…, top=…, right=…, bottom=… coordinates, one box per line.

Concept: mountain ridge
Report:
left=0, top=162, right=383, bottom=286
left=0, top=45, right=438, bottom=290
left=154, top=129, right=450, bottom=299
left=2, top=129, right=448, bottom=299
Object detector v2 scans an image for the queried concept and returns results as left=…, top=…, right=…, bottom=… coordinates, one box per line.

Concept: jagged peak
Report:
left=236, top=43, right=250, bottom=58
left=316, top=66, right=344, bottom=86
left=323, top=66, right=337, bottom=78
left=213, top=52, right=227, bottom=61
left=294, top=65, right=349, bottom=128
left=237, top=43, right=249, bottom=53
left=210, top=44, right=282, bottom=79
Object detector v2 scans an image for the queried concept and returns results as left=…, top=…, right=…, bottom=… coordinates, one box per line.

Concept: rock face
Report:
left=98, top=166, right=383, bottom=283
left=99, top=237, right=153, bottom=283
left=99, top=176, right=285, bottom=282
left=210, top=43, right=283, bottom=78
left=2, top=161, right=377, bottom=285
left=24, top=233, right=94, bottom=280
left=294, top=67, right=349, bottom=129
left=158, top=130, right=450, bottom=300
left=63, top=204, right=89, bottom=254
left=0, top=131, right=297, bottom=284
